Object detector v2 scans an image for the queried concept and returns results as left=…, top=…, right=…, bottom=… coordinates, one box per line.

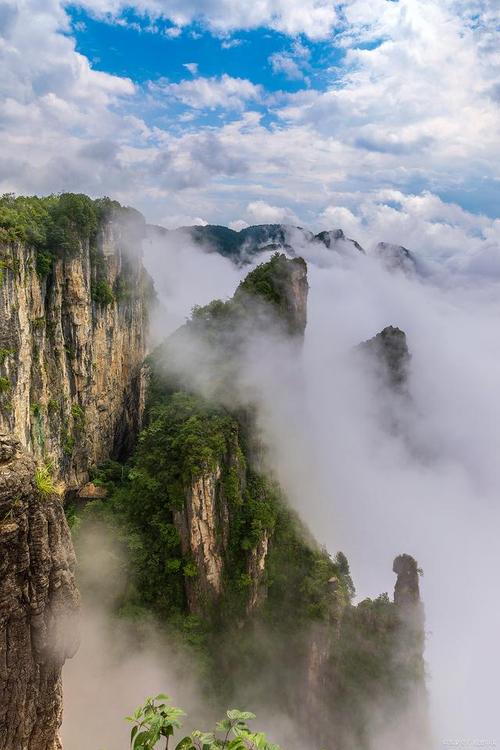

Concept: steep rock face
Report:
left=0, top=435, right=79, bottom=750
left=169, top=429, right=269, bottom=617
left=173, top=468, right=225, bottom=613
left=265, top=255, right=309, bottom=336
left=359, top=325, right=410, bottom=390
left=302, top=555, right=427, bottom=750
left=235, top=254, right=308, bottom=337
left=0, top=220, right=150, bottom=487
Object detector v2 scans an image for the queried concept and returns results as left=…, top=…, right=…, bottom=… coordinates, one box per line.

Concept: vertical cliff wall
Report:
left=0, top=204, right=151, bottom=488
left=0, top=195, right=154, bottom=749
left=0, top=435, right=79, bottom=750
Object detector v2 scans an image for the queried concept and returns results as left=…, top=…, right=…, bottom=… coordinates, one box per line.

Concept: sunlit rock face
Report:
left=0, top=435, right=79, bottom=750
left=0, top=218, right=151, bottom=488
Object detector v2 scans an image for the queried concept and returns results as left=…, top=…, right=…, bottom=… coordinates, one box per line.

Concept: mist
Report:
left=61, top=521, right=212, bottom=750
left=62, top=227, right=500, bottom=748
left=142, top=229, right=244, bottom=339
left=143, top=230, right=500, bottom=746
left=239, top=245, right=500, bottom=747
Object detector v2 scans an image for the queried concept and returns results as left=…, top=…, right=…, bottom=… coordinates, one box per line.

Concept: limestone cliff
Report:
left=0, top=206, right=151, bottom=488
left=173, top=468, right=225, bottom=613
left=0, top=435, right=79, bottom=750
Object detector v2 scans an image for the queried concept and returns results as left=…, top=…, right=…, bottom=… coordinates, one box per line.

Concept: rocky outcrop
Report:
left=374, top=241, right=417, bottom=275
left=273, top=255, right=308, bottom=336
left=0, top=435, right=79, bottom=750
left=245, top=532, right=269, bottom=614
left=235, top=254, right=308, bottom=337
left=359, top=325, right=410, bottom=390
left=394, top=553, right=421, bottom=605
left=298, top=555, right=428, bottom=750
left=173, top=448, right=270, bottom=616
left=314, top=228, right=365, bottom=255
left=0, top=218, right=151, bottom=488
left=173, top=468, right=225, bottom=613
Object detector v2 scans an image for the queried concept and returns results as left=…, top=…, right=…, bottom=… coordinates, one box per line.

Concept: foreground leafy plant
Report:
left=127, top=695, right=185, bottom=750
left=127, top=697, right=281, bottom=750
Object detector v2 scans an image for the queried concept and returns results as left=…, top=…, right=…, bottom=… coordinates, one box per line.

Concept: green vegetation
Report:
left=0, top=348, right=14, bottom=365
left=31, top=403, right=45, bottom=449
left=127, top=696, right=280, bottom=750
left=62, top=433, right=75, bottom=456
left=92, top=279, right=115, bottom=306
left=70, top=403, right=85, bottom=426
left=30, top=402, right=42, bottom=418
left=180, top=223, right=288, bottom=261
left=0, top=192, right=144, bottom=278
left=0, top=377, right=11, bottom=394
left=35, top=462, right=58, bottom=498
left=47, top=398, right=60, bottom=416
left=236, top=252, right=306, bottom=329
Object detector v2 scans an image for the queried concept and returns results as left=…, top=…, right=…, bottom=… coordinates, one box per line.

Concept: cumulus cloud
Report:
left=269, top=41, right=311, bottom=81
left=151, top=73, right=262, bottom=110
left=319, top=191, right=500, bottom=279
left=0, top=0, right=498, bottom=256
left=269, top=52, right=305, bottom=81
left=75, top=0, right=340, bottom=39
left=279, top=0, right=500, bottom=188
left=246, top=200, right=299, bottom=224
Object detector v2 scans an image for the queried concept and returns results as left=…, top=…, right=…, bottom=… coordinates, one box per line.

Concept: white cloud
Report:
left=279, top=0, right=500, bottom=190
left=269, top=52, right=304, bottom=80
left=229, top=219, right=249, bottom=231
left=75, top=0, right=340, bottom=39
left=152, top=74, right=262, bottom=110
left=246, top=200, right=299, bottom=224
left=0, top=0, right=498, bottom=270
left=221, top=38, right=243, bottom=49
left=319, top=190, right=500, bottom=279
left=269, top=40, right=311, bottom=80
left=164, top=25, right=182, bottom=37
left=182, top=62, right=198, bottom=76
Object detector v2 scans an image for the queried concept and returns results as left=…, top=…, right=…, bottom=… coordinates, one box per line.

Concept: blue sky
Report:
left=1, top=0, right=499, bottom=256
left=68, top=6, right=342, bottom=92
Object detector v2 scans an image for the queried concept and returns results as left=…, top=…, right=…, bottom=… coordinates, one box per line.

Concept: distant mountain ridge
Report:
left=146, top=222, right=419, bottom=273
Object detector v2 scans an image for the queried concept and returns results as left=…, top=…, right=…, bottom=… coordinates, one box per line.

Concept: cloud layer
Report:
left=0, top=0, right=498, bottom=261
